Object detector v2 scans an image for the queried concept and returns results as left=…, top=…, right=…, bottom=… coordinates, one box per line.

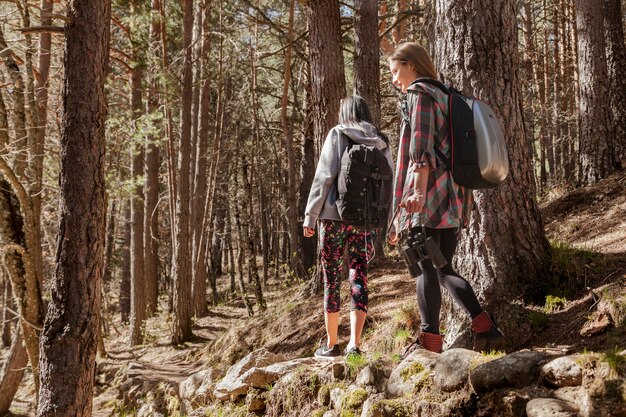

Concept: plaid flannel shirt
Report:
left=392, top=82, right=472, bottom=233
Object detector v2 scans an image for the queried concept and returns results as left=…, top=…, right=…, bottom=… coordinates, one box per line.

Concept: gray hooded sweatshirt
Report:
left=303, top=121, right=394, bottom=229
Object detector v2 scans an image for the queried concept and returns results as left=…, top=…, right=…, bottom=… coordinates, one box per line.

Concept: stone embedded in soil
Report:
left=433, top=348, right=480, bottom=392
left=245, top=388, right=266, bottom=412
left=179, top=368, right=221, bottom=412
left=470, top=351, right=553, bottom=393
left=213, top=348, right=284, bottom=401
left=540, top=356, right=583, bottom=388
left=580, top=311, right=612, bottom=336
left=386, top=349, right=438, bottom=397
left=330, top=387, right=345, bottom=410
left=526, top=398, right=579, bottom=417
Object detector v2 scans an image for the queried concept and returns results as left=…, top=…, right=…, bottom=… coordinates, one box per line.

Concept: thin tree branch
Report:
left=17, top=25, right=64, bottom=34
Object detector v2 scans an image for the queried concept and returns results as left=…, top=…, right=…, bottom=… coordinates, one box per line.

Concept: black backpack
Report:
left=408, top=78, right=509, bottom=189
left=336, top=135, right=393, bottom=229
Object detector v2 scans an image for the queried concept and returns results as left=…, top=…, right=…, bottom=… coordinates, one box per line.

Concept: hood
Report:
left=336, top=121, right=388, bottom=150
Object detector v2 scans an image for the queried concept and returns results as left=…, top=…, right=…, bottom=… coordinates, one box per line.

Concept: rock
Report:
left=470, top=351, right=553, bottom=393
left=386, top=349, right=438, bottom=397
left=433, top=348, right=480, bottom=392
left=357, top=363, right=388, bottom=392
left=357, top=365, right=376, bottom=386
left=552, top=387, right=586, bottom=408
left=332, top=362, right=344, bottom=380
left=213, top=348, right=284, bottom=401
left=526, top=398, right=579, bottom=417
left=323, top=411, right=337, bottom=417
left=179, top=368, right=221, bottom=412
left=541, top=356, right=583, bottom=387
left=580, top=311, right=611, bottom=336
left=329, top=387, right=345, bottom=410
left=345, top=386, right=368, bottom=409
left=245, top=388, right=266, bottom=412
left=242, top=357, right=320, bottom=388
left=360, top=394, right=384, bottom=417
left=137, top=403, right=165, bottom=417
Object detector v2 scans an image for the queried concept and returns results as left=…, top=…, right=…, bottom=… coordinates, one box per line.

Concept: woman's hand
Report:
left=303, top=226, right=315, bottom=237
left=387, top=231, right=399, bottom=246
left=399, top=192, right=425, bottom=213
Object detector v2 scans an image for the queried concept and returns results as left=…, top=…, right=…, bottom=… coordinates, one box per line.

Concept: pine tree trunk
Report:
left=434, top=0, right=551, bottom=346
left=120, top=203, right=131, bottom=323
left=36, top=0, right=110, bottom=413
left=0, top=328, right=28, bottom=415
left=307, top=0, right=346, bottom=154
left=1, top=279, right=15, bottom=347
left=172, top=0, right=194, bottom=345
left=575, top=0, right=615, bottom=184
left=354, top=0, right=381, bottom=126
left=144, top=0, right=163, bottom=317
left=191, top=0, right=212, bottom=318
left=604, top=0, right=626, bottom=166
left=130, top=61, right=146, bottom=346
left=299, top=80, right=317, bottom=274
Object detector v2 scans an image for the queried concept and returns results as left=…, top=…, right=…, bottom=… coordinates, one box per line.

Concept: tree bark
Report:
left=120, top=204, right=131, bottom=323
left=604, top=0, right=626, bottom=167
left=192, top=0, right=212, bottom=318
left=434, top=0, right=551, bottom=347
left=307, top=0, right=346, bottom=154
left=129, top=57, right=146, bottom=346
left=575, top=0, right=615, bottom=184
left=354, top=0, right=381, bottom=126
left=144, top=0, right=163, bottom=317
left=172, top=0, right=194, bottom=345
left=0, top=327, right=28, bottom=415
left=36, top=0, right=110, bottom=414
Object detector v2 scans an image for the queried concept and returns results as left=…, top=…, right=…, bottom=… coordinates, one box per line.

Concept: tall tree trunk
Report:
left=31, top=0, right=53, bottom=293
left=0, top=328, right=28, bottom=415
left=144, top=0, right=163, bottom=317
left=434, top=0, right=551, bottom=346
left=277, top=0, right=303, bottom=278
left=192, top=0, right=212, bottom=318
left=354, top=0, right=381, bottom=126
left=36, top=0, right=110, bottom=413
left=231, top=162, right=254, bottom=317
left=172, top=0, right=194, bottom=345
left=1, top=279, right=15, bottom=347
left=307, top=0, right=346, bottom=293
left=130, top=59, right=146, bottom=346
left=307, top=0, right=346, bottom=154
left=120, top=204, right=131, bottom=323
left=604, top=0, right=626, bottom=167
left=575, top=0, right=615, bottom=184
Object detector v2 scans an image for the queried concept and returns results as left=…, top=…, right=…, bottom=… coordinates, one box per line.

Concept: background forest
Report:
left=0, top=0, right=625, bottom=416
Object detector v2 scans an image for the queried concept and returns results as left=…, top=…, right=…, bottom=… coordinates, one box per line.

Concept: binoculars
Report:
left=399, top=228, right=448, bottom=277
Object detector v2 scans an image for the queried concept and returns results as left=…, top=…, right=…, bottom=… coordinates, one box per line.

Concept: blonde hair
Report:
left=388, top=42, right=438, bottom=80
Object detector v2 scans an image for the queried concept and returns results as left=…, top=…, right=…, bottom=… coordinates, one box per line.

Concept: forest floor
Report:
left=3, top=170, right=626, bottom=416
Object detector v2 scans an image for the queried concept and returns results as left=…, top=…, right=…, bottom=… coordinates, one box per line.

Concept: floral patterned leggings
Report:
left=319, top=220, right=376, bottom=313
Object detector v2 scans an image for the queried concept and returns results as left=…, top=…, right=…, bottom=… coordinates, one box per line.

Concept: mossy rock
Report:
left=400, top=361, right=424, bottom=382
left=368, top=399, right=412, bottom=417
left=345, top=387, right=368, bottom=409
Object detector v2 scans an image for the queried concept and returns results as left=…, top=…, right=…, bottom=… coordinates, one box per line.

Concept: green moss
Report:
left=369, top=399, right=411, bottom=417
left=412, top=370, right=431, bottom=392
left=340, top=410, right=357, bottom=417
left=311, top=408, right=328, bottom=417
left=345, top=388, right=368, bottom=409
left=393, top=329, right=411, bottom=345
left=544, top=295, right=567, bottom=313
left=400, top=361, right=424, bottom=382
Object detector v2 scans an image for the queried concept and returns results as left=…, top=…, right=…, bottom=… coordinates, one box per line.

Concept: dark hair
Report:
left=338, top=95, right=388, bottom=142
left=338, top=95, right=374, bottom=127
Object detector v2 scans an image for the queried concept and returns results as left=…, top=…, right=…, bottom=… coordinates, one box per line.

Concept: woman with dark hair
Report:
left=387, top=42, right=505, bottom=354
left=304, top=95, right=393, bottom=360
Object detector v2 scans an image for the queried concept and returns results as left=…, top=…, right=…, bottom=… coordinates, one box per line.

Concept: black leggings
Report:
left=407, top=227, right=482, bottom=334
